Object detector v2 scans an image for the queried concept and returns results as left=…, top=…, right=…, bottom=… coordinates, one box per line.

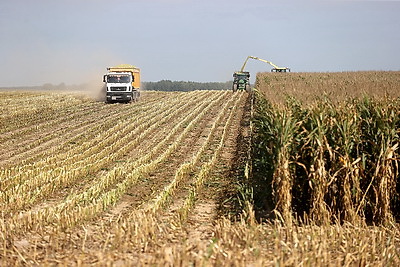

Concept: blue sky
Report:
left=0, top=0, right=399, bottom=86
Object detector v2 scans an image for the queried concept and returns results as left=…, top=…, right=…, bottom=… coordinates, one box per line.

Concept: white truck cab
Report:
left=103, top=64, right=141, bottom=103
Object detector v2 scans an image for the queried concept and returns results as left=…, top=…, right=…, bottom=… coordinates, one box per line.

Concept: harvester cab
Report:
left=232, top=71, right=251, bottom=92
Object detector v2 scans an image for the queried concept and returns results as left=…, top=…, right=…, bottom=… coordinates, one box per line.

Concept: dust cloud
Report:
left=80, top=79, right=106, bottom=102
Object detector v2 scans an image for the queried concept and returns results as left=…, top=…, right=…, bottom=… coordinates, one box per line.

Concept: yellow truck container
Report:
left=103, top=64, right=140, bottom=103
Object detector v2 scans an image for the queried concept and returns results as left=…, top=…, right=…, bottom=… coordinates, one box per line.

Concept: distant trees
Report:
left=142, top=80, right=232, bottom=91
left=1, top=80, right=233, bottom=92
left=0, top=83, right=72, bottom=91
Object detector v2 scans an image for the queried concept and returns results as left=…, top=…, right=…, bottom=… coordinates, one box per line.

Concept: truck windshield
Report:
left=107, top=75, right=131, bottom=83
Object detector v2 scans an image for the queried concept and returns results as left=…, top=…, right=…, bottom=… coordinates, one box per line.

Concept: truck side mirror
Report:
left=103, top=75, right=106, bottom=82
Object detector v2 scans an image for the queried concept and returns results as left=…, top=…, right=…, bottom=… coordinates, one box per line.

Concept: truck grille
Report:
left=110, top=87, right=127, bottom=91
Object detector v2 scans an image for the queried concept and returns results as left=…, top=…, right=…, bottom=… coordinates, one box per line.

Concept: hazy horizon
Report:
left=1, top=0, right=399, bottom=87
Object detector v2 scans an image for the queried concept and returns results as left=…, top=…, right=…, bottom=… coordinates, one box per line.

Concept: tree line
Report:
left=1, top=80, right=233, bottom=92
left=142, top=80, right=232, bottom=91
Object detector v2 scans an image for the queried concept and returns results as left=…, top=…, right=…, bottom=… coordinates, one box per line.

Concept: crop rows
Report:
left=2, top=91, right=215, bottom=217
left=0, top=92, right=167, bottom=166
left=52, top=90, right=246, bottom=262
left=0, top=89, right=249, bottom=265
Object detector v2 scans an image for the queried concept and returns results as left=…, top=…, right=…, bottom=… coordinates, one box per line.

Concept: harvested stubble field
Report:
left=0, top=72, right=400, bottom=266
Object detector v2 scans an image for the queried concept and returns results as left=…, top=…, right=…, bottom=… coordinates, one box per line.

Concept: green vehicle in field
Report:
left=232, top=71, right=251, bottom=92
left=232, top=55, right=290, bottom=92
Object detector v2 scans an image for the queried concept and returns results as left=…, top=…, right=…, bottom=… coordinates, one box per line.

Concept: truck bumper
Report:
left=106, top=92, right=133, bottom=102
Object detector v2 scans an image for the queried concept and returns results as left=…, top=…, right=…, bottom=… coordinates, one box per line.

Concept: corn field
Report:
left=1, top=72, right=400, bottom=266
left=252, top=91, right=400, bottom=224
left=252, top=71, right=400, bottom=227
